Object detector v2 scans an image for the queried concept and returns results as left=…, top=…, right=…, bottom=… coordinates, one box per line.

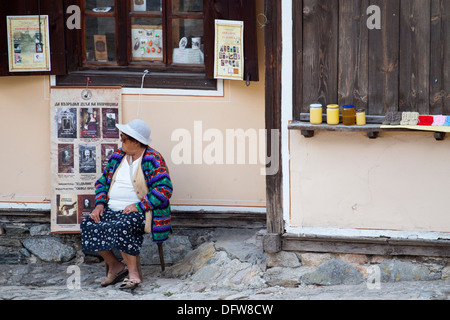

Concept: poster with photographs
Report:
left=77, top=194, right=96, bottom=223
left=80, top=108, right=100, bottom=138
left=50, top=87, right=122, bottom=233
left=101, top=143, right=118, bottom=173
left=56, top=108, right=77, bottom=138
left=7, top=15, right=51, bottom=72
left=102, top=108, right=119, bottom=138
left=214, top=19, right=244, bottom=81
left=79, top=144, right=97, bottom=173
left=58, top=144, right=74, bottom=174
left=56, top=194, right=78, bottom=225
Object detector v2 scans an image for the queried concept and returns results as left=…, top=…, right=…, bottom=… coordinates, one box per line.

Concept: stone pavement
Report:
left=1, top=227, right=449, bottom=301
left=0, top=263, right=449, bottom=300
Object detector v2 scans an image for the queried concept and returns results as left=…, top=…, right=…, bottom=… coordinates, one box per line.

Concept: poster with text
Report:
left=50, top=87, right=122, bottom=233
left=214, top=19, right=244, bottom=81
left=7, top=15, right=51, bottom=72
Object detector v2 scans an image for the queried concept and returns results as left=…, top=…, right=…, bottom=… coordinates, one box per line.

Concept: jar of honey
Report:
left=342, top=105, right=356, bottom=126
left=327, top=104, right=339, bottom=125
left=356, top=109, right=366, bottom=126
left=309, top=104, right=323, bottom=125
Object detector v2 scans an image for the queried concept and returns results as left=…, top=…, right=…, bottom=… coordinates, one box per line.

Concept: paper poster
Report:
left=214, top=19, right=244, bottom=81
left=50, top=87, right=122, bottom=233
left=7, top=15, right=51, bottom=72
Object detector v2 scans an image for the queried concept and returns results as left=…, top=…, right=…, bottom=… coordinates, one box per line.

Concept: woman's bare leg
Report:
left=98, top=250, right=125, bottom=274
left=121, top=251, right=141, bottom=283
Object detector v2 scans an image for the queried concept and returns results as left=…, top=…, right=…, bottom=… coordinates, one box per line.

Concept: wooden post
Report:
left=264, top=0, right=284, bottom=235
left=158, top=242, right=165, bottom=272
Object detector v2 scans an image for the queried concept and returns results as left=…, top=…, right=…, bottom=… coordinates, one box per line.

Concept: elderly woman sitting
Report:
left=80, top=119, right=172, bottom=290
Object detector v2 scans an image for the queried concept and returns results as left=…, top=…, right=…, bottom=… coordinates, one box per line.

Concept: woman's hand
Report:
left=123, top=204, right=138, bottom=214
left=90, top=204, right=104, bottom=223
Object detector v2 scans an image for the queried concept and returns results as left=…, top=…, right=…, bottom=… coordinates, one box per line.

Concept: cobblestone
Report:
left=1, top=227, right=449, bottom=301
left=0, top=264, right=449, bottom=300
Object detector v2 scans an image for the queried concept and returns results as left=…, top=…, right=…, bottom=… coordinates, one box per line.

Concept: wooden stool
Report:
left=136, top=242, right=165, bottom=280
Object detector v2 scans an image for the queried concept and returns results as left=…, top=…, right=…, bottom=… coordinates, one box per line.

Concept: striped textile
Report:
left=95, top=147, right=173, bottom=243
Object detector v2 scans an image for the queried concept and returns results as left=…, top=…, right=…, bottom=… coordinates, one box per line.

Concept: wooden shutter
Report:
left=204, top=0, right=259, bottom=82
left=0, top=0, right=67, bottom=76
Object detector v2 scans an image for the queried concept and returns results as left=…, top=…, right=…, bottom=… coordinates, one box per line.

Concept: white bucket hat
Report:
left=116, top=119, right=152, bottom=145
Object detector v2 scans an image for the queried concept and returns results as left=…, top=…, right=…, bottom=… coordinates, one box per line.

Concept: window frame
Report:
left=58, top=0, right=215, bottom=90
left=0, top=0, right=259, bottom=88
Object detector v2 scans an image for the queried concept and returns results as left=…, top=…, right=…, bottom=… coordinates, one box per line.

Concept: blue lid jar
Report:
left=342, top=105, right=356, bottom=125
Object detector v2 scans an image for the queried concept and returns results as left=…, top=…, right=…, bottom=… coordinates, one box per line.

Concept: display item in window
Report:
left=133, top=0, right=146, bottom=11
left=192, top=37, right=201, bottom=50
left=179, top=37, right=188, bottom=49
left=173, top=36, right=204, bottom=64
left=92, top=7, right=112, bottom=13
left=131, top=25, right=163, bottom=61
left=94, top=35, right=108, bottom=61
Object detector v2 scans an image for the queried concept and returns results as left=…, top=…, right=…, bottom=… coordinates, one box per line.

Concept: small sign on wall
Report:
left=214, top=19, right=244, bottom=81
left=7, top=15, right=51, bottom=72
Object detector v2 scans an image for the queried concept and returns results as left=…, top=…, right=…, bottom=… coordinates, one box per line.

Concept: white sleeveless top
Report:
left=107, top=156, right=141, bottom=211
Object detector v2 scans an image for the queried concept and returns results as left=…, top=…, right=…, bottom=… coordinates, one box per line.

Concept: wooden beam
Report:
left=264, top=0, right=284, bottom=235
left=282, top=233, right=450, bottom=258
left=171, top=211, right=266, bottom=229
left=0, top=209, right=50, bottom=224
left=0, top=209, right=266, bottom=229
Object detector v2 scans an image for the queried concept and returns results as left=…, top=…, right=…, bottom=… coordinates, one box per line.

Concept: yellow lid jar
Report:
left=309, top=104, right=323, bottom=125
left=356, top=109, right=366, bottom=126
left=327, top=104, right=339, bottom=125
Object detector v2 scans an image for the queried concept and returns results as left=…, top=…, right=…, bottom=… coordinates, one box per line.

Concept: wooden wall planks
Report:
left=293, top=0, right=450, bottom=118
left=302, top=0, right=338, bottom=110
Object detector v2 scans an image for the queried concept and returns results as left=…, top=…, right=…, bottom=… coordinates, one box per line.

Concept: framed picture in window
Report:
left=131, top=25, right=163, bottom=61
left=6, top=15, right=51, bottom=72
left=94, top=35, right=108, bottom=61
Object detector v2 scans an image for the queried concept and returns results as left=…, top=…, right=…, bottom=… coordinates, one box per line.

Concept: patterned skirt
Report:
left=80, top=206, right=146, bottom=256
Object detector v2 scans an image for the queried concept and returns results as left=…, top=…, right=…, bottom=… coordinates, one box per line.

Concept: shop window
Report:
left=0, top=0, right=259, bottom=91
left=58, top=0, right=212, bottom=89
left=81, top=0, right=204, bottom=67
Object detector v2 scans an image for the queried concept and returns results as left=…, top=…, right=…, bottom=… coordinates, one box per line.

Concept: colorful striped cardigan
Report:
left=95, top=147, right=173, bottom=243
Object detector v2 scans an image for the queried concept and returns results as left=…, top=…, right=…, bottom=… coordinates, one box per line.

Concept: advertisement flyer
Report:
left=7, top=15, right=51, bottom=72
left=214, top=19, right=244, bottom=81
left=50, top=88, right=122, bottom=233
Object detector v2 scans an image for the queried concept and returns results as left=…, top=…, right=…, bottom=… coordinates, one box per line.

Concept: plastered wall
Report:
left=289, top=130, right=450, bottom=233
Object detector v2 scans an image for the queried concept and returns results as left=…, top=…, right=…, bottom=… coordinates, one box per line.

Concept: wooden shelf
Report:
left=289, top=114, right=447, bottom=140
left=289, top=121, right=383, bottom=139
